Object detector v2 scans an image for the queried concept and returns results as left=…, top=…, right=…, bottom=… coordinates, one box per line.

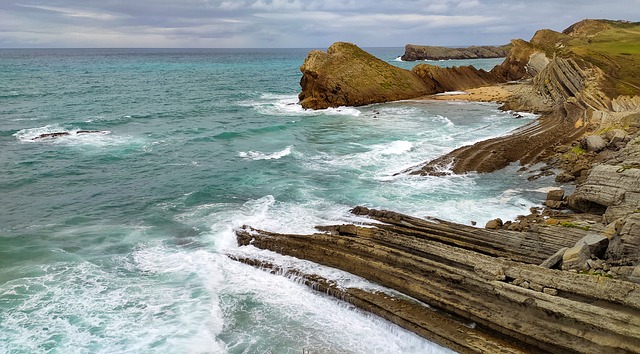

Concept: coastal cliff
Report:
left=401, top=44, right=511, bottom=61
left=297, top=42, right=430, bottom=109
left=234, top=19, right=640, bottom=353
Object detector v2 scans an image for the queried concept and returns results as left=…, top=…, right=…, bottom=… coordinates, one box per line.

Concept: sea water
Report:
left=1, top=48, right=555, bottom=353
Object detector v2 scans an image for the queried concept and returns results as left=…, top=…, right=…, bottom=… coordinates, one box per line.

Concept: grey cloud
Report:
left=0, top=0, right=637, bottom=47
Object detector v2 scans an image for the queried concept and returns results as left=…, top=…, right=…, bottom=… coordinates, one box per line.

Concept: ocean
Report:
left=1, top=48, right=554, bottom=353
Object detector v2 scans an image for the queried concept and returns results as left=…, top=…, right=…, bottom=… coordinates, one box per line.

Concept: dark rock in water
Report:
left=411, top=64, right=500, bottom=93
left=582, top=135, right=607, bottom=152
left=31, top=130, right=109, bottom=140
left=32, top=132, right=71, bottom=140
left=485, top=218, right=503, bottom=229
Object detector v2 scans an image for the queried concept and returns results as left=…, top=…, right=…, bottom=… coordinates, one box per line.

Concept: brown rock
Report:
left=298, top=42, right=430, bottom=109
left=547, top=189, right=565, bottom=201
left=485, top=218, right=503, bottom=229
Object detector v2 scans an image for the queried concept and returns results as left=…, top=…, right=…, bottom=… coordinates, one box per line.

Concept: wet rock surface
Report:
left=233, top=207, right=640, bottom=354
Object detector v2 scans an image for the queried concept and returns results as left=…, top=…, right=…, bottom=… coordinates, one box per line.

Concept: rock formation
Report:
left=410, top=19, right=640, bottom=174
left=297, top=42, right=430, bottom=109
left=400, top=44, right=511, bottom=61
left=411, top=64, right=499, bottom=93
left=232, top=207, right=640, bottom=354
left=241, top=19, right=640, bottom=353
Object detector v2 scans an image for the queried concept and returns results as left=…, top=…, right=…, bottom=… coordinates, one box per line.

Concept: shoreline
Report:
left=423, top=83, right=516, bottom=103
left=236, top=20, right=640, bottom=353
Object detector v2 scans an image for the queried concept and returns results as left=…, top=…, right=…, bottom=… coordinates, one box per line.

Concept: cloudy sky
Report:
left=0, top=0, right=637, bottom=48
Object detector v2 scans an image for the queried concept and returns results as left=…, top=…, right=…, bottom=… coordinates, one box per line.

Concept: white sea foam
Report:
left=0, top=245, right=226, bottom=354
left=238, top=145, right=293, bottom=160
left=394, top=56, right=404, bottom=62
left=12, top=125, right=130, bottom=148
left=182, top=196, right=453, bottom=353
left=242, top=93, right=362, bottom=117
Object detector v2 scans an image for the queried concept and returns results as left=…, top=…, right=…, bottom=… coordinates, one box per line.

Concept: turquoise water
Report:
left=1, top=48, right=551, bottom=353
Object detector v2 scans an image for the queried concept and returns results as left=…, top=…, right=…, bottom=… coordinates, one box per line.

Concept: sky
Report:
left=0, top=0, right=638, bottom=48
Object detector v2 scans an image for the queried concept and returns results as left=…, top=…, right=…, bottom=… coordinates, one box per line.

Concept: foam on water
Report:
left=12, top=125, right=133, bottom=148
left=243, top=93, right=362, bottom=117
left=182, top=197, right=453, bottom=353
left=0, top=243, right=226, bottom=353
left=238, top=145, right=293, bottom=160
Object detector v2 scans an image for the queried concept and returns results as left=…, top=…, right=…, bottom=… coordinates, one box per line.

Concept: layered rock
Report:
left=298, top=42, right=430, bottom=109
left=568, top=135, right=640, bottom=223
left=411, top=64, right=499, bottom=93
left=232, top=207, right=640, bottom=354
left=400, top=44, right=510, bottom=61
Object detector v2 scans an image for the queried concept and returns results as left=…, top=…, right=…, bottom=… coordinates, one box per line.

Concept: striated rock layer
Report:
left=297, top=42, right=430, bottom=109
left=233, top=207, right=640, bottom=354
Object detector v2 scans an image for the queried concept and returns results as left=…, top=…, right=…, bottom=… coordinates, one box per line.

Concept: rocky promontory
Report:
left=401, top=44, right=511, bottom=61
left=234, top=19, right=640, bottom=353
left=297, top=42, right=431, bottom=109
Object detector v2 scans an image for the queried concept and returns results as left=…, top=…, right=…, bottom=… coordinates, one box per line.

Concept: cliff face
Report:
left=298, top=42, right=430, bottom=109
left=411, top=64, right=499, bottom=92
left=400, top=44, right=511, bottom=61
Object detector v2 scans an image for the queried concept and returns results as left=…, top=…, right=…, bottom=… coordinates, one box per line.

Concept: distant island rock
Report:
left=400, top=44, right=511, bottom=61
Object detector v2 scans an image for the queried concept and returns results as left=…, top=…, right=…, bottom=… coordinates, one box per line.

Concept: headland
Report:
left=231, top=19, right=640, bottom=353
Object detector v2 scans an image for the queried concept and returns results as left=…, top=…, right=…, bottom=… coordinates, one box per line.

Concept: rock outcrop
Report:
left=411, top=19, right=640, bottom=174
left=569, top=135, right=640, bottom=223
left=411, top=64, right=500, bottom=93
left=232, top=207, right=640, bottom=354
left=298, top=42, right=430, bottom=109
left=400, top=44, right=510, bottom=61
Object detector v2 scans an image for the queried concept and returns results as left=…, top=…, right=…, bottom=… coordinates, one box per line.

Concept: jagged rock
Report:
left=490, top=39, right=538, bottom=81
left=612, top=95, right=640, bottom=112
left=485, top=218, right=503, bottom=229
left=298, top=42, right=430, bottom=109
left=235, top=207, right=640, bottom=354
left=583, top=135, right=607, bottom=152
left=400, top=44, right=510, bottom=61
left=605, top=129, right=628, bottom=146
left=411, top=64, right=499, bottom=93
left=555, top=172, right=576, bottom=183
left=562, top=242, right=590, bottom=270
left=547, top=189, right=565, bottom=201
left=539, top=247, right=567, bottom=268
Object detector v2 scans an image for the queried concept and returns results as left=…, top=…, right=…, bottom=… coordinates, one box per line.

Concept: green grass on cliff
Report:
left=531, top=20, right=640, bottom=98
left=566, top=21, right=640, bottom=97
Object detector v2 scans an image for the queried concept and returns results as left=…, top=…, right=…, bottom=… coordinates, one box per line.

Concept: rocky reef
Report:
left=401, top=44, right=511, bottom=61
left=297, top=42, right=430, bottom=109
left=233, top=19, right=640, bottom=353
left=232, top=207, right=640, bottom=353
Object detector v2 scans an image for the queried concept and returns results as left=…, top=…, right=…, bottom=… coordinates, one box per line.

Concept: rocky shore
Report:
left=231, top=19, right=640, bottom=353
